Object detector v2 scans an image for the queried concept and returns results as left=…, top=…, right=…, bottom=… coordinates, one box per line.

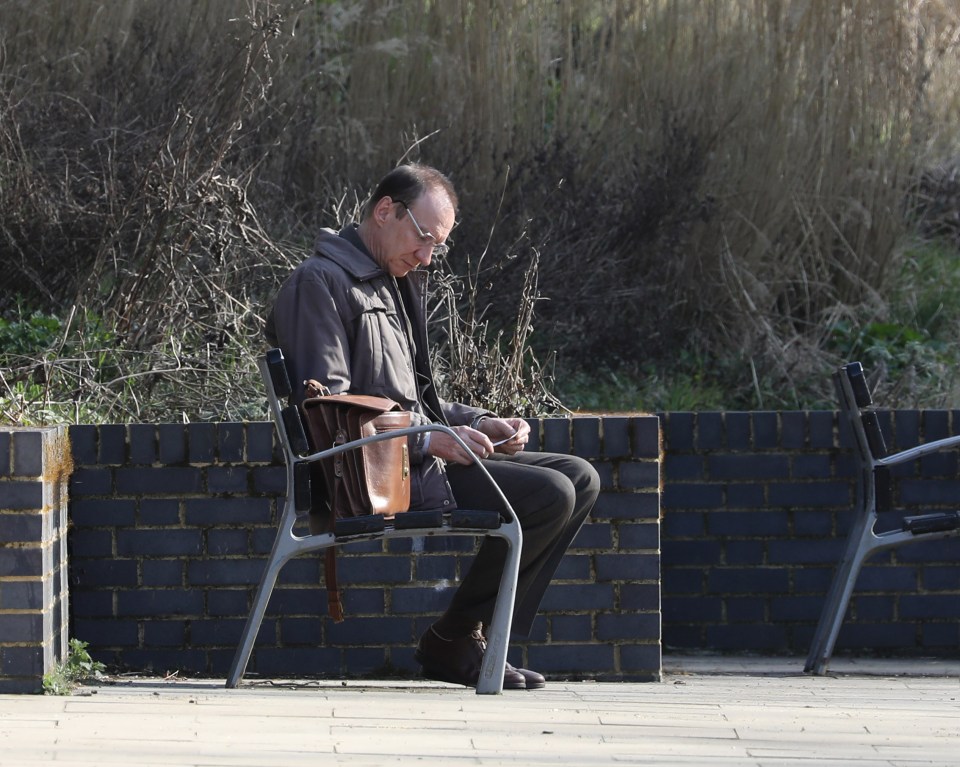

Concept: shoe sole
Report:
left=416, top=651, right=527, bottom=690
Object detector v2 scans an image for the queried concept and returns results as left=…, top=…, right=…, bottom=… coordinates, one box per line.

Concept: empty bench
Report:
left=804, top=361, right=960, bottom=675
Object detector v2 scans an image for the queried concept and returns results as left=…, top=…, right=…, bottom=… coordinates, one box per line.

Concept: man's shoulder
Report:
left=307, top=228, right=381, bottom=282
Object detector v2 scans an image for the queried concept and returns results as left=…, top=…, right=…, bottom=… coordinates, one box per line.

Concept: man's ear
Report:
left=372, top=195, right=395, bottom=226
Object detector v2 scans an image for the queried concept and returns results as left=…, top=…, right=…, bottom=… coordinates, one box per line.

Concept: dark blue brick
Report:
left=128, top=424, right=157, bottom=465
left=143, top=620, right=187, bottom=646
left=661, top=625, right=703, bottom=649
left=706, top=623, right=787, bottom=651
left=707, top=510, right=789, bottom=537
left=697, top=412, right=723, bottom=450
left=98, top=424, right=127, bottom=465
left=595, top=553, right=658, bottom=582
left=894, top=539, right=960, bottom=562
left=1, top=646, right=44, bottom=677
left=923, top=411, right=950, bottom=441
left=208, top=589, right=250, bottom=617
left=251, top=647, right=340, bottom=676
left=191, top=618, right=245, bottom=646
left=726, top=596, right=766, bottom=622
left=413, top=555, right=456, bottom=580
left=555, top=554, right=591, bottom=579
left=118, top=529, right=202, bottom=557
left=120, top=648, right=208, bottom=674
left=69, top=467, right=113, bottom=497
left=117, top=589, right=205, bottom=617
left=206, top=529, right=249, bottom=556
left=662, top=540, right=721, bottom=567
left=571, top=522, right=612, bottom=549
left=661, top=510, right=704, bottom=537
left=753, top=412, right=778, bottom=449
left=116, top=468, right=204, bottom=495
left=899, top=479, right=960, bottom=506
left=618, top=522, right=659, bottom=550
left=663, top=454, right=705, bottom=481
left=540, top=583, right=614, bottom=611
left=70, top=499, right=136, bottom=527
left=218, top=423, right=246, bottom=463
left=390, top=586, right=450, bottom=614
left=526, top=643, right=614, bottom=674
left=894, top=410, right=921, bottom=449
left=602, top=417, right=630, bottom=458
left=246, top=422, right=277, bottom=463
left=69, top=529, right=113, bottom=557
left=342, top=647, right=390, bottom=674
left=336, top=556, right=410, bottom=584
left=71, top=558, right=138, bottom=587
left=767, top=539, right=844, bottom=565
left=71, top=619, right=139, bottom=648
left=69, top=425, right=98, bottom=465
left=69, top=591, right=114, bottom=618
left=662, top=483, right=722, bottom=509
left=542, top=418, right=570, bottom=454
left=708, top=454, right=789, bottom=480
left=662, top=596, right=721, bottom=622
left=597, top=613, right=659, bottom=641
left=0, top=431, right=9, bottom=475
left=142, top=560, right=184, bottom=587
left=592, top=460, right=614, bottom=490
left=781, top=412, right=806, bottom=449
left=1, top=480, right=42, bottom=509
left=919, top=451, right=958, bottom=478
left=725, top=540, right=765, bottom=565
left=726, top=484, right=766, bottom=508
left=0, top=580, right=42, bottom=610
left=550, top=614, right=592, bottom=641
left=188, top=423, right=217, bottom=464
left=326, top=616, right=410, bottom=645
left=572, top=417, right=601, bottom=458
left=921, top=566, right=960, bottom=591
left=768, top=482, right=850, bottom=508
left=856, top=565, right=918, bottom=591
left=12, top=431, right=42, bottom=476
left=922, top=623, right=960, bottom=647
left=252, top=466, right=285, bottom=495
left=593, top=491, right=659, bottom=519
left=664, top=412, right=694, bottom=450
left=725, top=412, right=751, bottom=449
left=620, top=583, right=659, bottom=611
left=184, top=498, right=272, bottom=525
left=899, top=594, right=959, bottom=619
left=836, top=622, right=914, bottom=649
left=769, top=595, right=825, bottom=621
left=620, top=644, right=661, bottom=678
left=278, top=617, right=326, bottom=645
left=207, top=466, right=249, bottom=495
left=188, top=558, right=266, bottom=586
left=276, top=558, right=320, bottom=584
left=808, top=411, right=835, bottom=449
left=633, top=417, right=660, bottom=459
left=660, top=568, right=705, bottom=594
left=853, top=595, right=895, bottom=621
left=140, top=499, right=181, bottom=525
left=341, top=587, right=386, bottom=615
left=707, top=567, right=789, bottom=594
left=792, top=454, right=833, bottom=479
left=619, top=461, right=659, bottom=489
left=0, top=512, right=41, bottom=544
left=158, top=424, right=187, bottom=464
left=265, top=588, right=325, bottom=617
left=9, top=545, right=45, bottom=579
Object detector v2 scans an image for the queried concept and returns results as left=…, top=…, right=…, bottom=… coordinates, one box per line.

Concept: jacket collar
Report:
left=312, top=226, right=382, bottom=281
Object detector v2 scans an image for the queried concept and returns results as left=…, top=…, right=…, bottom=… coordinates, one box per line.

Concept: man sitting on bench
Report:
left=265, top=163, right=599, bottom=690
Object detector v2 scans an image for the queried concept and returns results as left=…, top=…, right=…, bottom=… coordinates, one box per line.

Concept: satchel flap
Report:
left=303, top=394, right=402, bottom=414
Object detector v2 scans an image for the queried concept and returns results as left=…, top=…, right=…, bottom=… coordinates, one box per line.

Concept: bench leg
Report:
left=476, top=519, right=522, bottom=695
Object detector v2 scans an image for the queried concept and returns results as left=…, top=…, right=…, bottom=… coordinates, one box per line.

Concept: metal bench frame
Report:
left=226, top=348, right=522, bottom=694
left=804, top=361, right=960, bottom=675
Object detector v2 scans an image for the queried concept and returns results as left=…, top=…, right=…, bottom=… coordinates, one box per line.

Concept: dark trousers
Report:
left=444, top=451, right=600, bottom=637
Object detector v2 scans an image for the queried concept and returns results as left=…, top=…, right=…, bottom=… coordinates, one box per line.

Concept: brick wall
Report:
left=0, top=426, right=72, bottom=693
left=661, top=410, right=960, bottom=656
left=67, top=417, right=662, bottom=682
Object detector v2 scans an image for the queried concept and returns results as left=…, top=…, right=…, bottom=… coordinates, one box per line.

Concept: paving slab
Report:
left=1, top=658, right=958, bottom=766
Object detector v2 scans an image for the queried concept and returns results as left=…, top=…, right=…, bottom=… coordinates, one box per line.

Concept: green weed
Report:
left=42, top=639, right=106, bottom=695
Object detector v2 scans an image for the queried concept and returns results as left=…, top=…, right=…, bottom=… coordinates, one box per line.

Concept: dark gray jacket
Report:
left=265, top=226, right=489, bottom=510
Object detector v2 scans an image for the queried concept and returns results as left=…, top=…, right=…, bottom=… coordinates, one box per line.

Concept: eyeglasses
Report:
left=402, top=204, right=451, bottom=258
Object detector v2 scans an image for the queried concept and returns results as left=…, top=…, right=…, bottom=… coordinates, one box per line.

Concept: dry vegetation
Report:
left=1, top=0, right=959, bottom=424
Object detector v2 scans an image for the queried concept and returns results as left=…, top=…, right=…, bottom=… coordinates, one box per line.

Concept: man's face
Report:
left=369, top=188, right=455, bottom=278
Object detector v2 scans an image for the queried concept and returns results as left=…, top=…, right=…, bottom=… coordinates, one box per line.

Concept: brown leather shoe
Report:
left=506, top=662, right=546, bottom=690
left=415, top=625, right=526, bottom=689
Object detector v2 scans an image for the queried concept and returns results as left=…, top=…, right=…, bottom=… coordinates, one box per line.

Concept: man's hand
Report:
left=477, top=417, right=530, bottom=456
left=425, top=417, right=530, bottom=464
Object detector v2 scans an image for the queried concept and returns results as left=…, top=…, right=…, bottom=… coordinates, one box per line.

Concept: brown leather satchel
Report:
left=300, top=382, right=412, bottom=621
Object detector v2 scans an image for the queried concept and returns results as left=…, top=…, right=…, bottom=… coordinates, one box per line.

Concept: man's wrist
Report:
left=470, top=415, right=489, bottom=431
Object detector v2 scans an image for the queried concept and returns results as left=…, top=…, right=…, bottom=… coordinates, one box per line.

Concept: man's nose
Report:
left=415, top=244, right=433, bottom=265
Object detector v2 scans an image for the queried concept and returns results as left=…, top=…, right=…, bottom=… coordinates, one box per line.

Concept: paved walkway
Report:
left=2, top=657, right=958, bottom=766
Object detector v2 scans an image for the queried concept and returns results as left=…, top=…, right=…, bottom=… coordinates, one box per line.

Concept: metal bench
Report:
left=804, top=361, right=960, bottom=675
left=226, top=348, right=523, bottom=693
